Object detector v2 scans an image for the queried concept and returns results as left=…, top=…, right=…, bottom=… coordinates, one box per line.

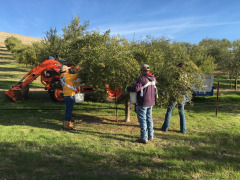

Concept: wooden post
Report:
left=115, top=84, right=118, bottom=122
left=215, top=81, right=219, bottom=116
left=125, top=99, right=131, bottom=122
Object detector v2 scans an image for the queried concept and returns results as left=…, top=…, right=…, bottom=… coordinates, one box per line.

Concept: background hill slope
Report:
left=0, top=31, right=42, bottom=46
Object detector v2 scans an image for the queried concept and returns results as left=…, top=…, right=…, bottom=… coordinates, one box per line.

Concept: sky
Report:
left=1, top=0, right=240, bottom=44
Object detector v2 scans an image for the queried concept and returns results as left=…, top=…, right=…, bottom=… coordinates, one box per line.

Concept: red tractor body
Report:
left=5, top=59, right=122, bottom=102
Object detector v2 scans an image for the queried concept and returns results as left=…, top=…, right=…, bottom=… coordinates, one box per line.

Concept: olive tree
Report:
left=224, top=40, right=240, bottom=89
left=131, top=38, right=202, bottom=106
left=70, top=32, right=140, bottom=121
left=4, top=36, right=23, bottom=50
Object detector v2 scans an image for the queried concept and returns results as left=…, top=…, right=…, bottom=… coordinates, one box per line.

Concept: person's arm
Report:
left=67, top=73, right=79, bottom=80
left=127, top=77, right=143, bottom=92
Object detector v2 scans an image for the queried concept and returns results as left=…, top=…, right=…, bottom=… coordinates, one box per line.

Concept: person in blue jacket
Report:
left=127, top=64, right=157, bottom=144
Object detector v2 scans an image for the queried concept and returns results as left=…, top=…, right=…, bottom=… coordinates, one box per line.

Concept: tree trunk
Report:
left=125, top=100, right=131, bottom=122
left=235, top=77, right=238, bottom=90
left=230, top=78, right=232, bottom=89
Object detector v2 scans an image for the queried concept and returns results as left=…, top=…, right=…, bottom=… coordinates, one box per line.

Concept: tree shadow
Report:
left=0, top=52, right=13, bottom=56
left=0, top=140, right=143, bottom=179
left=0, top=56, right=15, bottom=60
left=128, top=131, right=240, bottom=178
left=0, top=66, right=29, bottom=72
left=0, top=104, right=239, bottom=178
left=186, top=96, right=240, bottom=114
left=73, top=114, right=139, bottom=129
left=159, top=131, right=240, bottom=166
left=0, top=108, right=138, bottom=134
left=0, top=48, right=9, bottom=51
left=0, top=73, right=21, bottom=79
left=0, top=80, right=19, bottom=89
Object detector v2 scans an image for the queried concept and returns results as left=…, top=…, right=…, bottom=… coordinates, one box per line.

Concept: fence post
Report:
left=215, top=81, right=219, bottom=116
left=115, top=84, right=118, bottom=122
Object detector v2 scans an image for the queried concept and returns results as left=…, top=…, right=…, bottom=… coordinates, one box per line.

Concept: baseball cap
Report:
left=140, top=64, right=150, bottom=71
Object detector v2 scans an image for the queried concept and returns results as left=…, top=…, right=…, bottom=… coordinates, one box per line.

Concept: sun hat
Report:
left=60, top=65, right=71, bottom=72
left=140, top=64, right=150, bottom=71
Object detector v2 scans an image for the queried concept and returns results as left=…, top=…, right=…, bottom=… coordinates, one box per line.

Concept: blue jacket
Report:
left=127, top=73, right=156, bottom=106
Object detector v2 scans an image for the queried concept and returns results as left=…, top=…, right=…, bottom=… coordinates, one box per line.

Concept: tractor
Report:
left=5, top=58, right=122, bottom=102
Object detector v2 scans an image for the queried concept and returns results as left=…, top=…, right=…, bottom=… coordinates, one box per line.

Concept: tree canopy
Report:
left=5, top=16, right=239, bottom=105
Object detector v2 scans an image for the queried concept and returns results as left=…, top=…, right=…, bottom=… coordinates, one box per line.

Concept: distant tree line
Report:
left=4, top=17, right=239, bottom=106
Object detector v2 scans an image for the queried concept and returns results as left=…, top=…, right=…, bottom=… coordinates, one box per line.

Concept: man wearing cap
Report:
left=127, top=64, right=157, bottom=144
left=60, top=65, right=79, bottom=130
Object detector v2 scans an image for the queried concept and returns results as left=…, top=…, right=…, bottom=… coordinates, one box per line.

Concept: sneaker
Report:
left=148, top=138, right=153, bottom=141
left=136, top=139, right=148, bottom=144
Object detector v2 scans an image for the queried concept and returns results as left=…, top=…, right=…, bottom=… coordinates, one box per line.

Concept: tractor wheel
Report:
left=49, top=87, right=64, bottom=102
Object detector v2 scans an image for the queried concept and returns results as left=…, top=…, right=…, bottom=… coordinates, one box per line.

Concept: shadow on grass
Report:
left=0, top=140, right=143, bottom=179
left=0, top=110, right=63, bottom=130
left=0, top=80, right=17, bottom=89
left=0, top=52, right=13, bottom=56
left=0, top=109, right=239, bottom=179
left=0, top=66, right=29, bottom=73
left=0, top=61, right=16, bottom=65
left=0, top=108, right=136, bottom=131
left=189, top=92, right=240, bottom=114
left=0, top=56, right=15, bottom=60
left=0, top=48, right=9, bottom=51
left=152, top=132, right=240, bottom=178
left=0, top=73, right=21, bottom=79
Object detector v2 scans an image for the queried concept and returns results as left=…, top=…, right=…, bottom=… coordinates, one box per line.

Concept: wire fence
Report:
left=0, top=102, right=239, bottom=111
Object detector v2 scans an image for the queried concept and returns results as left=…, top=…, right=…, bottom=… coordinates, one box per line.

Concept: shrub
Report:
left=4, top=36, right=23, bottom=51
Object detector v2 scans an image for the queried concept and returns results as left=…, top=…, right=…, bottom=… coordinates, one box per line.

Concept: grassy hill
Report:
left=0, top=31, right=41, bottom=46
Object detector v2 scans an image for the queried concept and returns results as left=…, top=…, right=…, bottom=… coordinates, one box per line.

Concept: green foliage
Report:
left=4, top=16, right=239, bottom=100
left=199, top=38, right=231, bottom=66
left=42, top=27, right=63, bottom=60
left=187, top=44, right=216, bottom=74
left=74, top=33, right=140, bottom=101
left=130, top=38, right=203, bottom=105
left=231, top=40, right=240, bottom=79
left=4, top=36, right=23, bottom=50
left=62, top=16, right=89, bottom=41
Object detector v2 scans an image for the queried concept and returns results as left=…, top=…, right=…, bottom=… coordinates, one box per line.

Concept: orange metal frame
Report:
left=5, top=59, right=123, bottom=102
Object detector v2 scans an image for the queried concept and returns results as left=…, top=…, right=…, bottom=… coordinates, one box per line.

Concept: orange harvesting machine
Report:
left=5, top=58, right=122, bottom=102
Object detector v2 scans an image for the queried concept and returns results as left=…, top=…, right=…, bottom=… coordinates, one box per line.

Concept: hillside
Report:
left=0, top=31, right=42, bottom=46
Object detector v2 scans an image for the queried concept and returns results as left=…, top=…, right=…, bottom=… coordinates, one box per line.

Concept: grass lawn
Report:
left=0, top=45, right=240, bottom=179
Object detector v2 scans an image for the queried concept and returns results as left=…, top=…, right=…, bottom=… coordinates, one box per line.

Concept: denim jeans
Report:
left=162, top=98, right=186, bottom=133
left=64, top=96, right=75, bottom=121
left=137, top=106, right=154, bottom=141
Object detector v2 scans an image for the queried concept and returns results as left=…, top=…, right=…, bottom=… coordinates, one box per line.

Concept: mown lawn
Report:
left=0, top=46, right=240, bottom=179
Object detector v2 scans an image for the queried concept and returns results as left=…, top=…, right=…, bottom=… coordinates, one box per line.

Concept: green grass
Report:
left=0, top=46, right=240, bottom=179
left=213, top=74, right=240, bottom=90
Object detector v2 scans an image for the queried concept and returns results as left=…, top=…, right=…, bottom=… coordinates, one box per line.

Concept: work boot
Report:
left=63, top=121, right=74, bottom=130
left=136, top=139, right=148, bottom=144
left=69, top=121, right=75, bottom=128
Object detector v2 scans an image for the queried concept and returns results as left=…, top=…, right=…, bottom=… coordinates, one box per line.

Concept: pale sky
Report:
left=1, top=0, right=240, bottom=44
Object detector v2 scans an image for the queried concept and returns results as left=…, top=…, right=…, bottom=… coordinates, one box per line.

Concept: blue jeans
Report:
left=64, top=96, right=75, bottom=121
left=162, top=99, right=186, bottom=133
left=137, top=106, right=154, bottom=141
